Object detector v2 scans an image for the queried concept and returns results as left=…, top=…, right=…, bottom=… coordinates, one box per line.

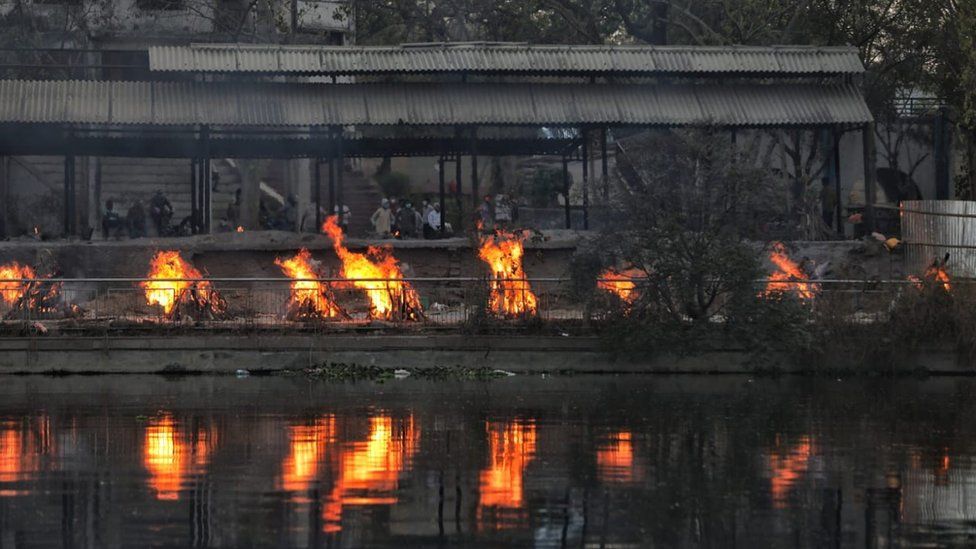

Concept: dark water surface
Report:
left=0, top=374, right=973, bottom=547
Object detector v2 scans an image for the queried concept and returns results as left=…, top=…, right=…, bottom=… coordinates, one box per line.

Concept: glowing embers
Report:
left=767, top=435, right=814, bottom=509
left=477, top=420, right=537, bottom=530
left=596, top=430, right=641, bottom=484
left=764, top=242, right=817, bottom=300
left=143, top=414, right=216, bottom=501
left=321, top=415, right=420, bottom=533
left=910, top=255, right=951, bottom=292
left=275, top=249, right=349, bottom=320
left=0, top=417, right=52, bottom=497
left=597, top=267, right=646, bottom=304
left=280, top=417, right=336, bottom=494
left=140, top=251, right=226, bottom=319
left=0, top=262, right=75, bottom=318
left=322, top=216, right=424, bottom=321
left=477, top=229, right=538, bottom=317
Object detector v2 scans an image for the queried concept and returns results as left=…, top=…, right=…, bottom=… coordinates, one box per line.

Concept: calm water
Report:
left=0, top=374, right=974, bottom=547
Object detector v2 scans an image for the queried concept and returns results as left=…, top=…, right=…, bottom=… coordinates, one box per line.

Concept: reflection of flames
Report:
left=143, top=414, right=216, bottom=501
left=597, top=431, right=640, bottom=484
left=280, top=417, right=336, bottom=493
left=322, top=216, right=423, bottom=321
left=477, top=229, right=538, bottom=317
left=477, top=420, right=537, bottom=530
left=598, top=267, right=646, bottom=304
left=140, top=251, right=226, bottom=318
left=0, top=417, right=52, bottom=497
left=767, top=436, right=813, bottom=509
left=765, top=242, right=817, bottom=299
left=321, top=415, right=420, bottom=533
left=275, top=248, right=348, bottom=320
left=0, top=262, right=74, bottom=318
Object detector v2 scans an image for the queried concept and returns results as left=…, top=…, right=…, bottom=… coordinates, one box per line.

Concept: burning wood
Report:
left=321, top=216, right=424, bottom=321
left=0, top=261, right=79, bottom=319
left=140, top=251, right=226, bottom=319
left=597, top=267, right=646, bottom=304
left=909, top=254, right=951, bottom=292
left=274, top=248, right=349, bottom=321
left=477, top=229, right=538, bottom=317
left=764, top=242, right=817, bottom=300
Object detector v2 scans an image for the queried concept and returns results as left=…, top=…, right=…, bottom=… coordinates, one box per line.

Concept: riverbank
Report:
left=0, top=333, right=967, bottom=375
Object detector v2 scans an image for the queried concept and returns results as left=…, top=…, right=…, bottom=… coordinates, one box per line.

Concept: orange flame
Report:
left=768, top=436, right=813, bottom=509
left=0, top=262, right=36, bottom=305
left=0, top=417, right=52, bottom=497
left=920, top=261, right=951, bottom=291
left=143, top=414, right=216, bottom=501
left=321, top=415, right=420, bottom=533
left=597, top=431, right=641, bottom=484
left=598, top=267, right=646, bottom=304
left=140, top=251, right=224, bottom=316
left=765, top=242, right=817, bottom=299
left=322, top=216, right=423, bottom=320
left=477, top=420, right=537, bottom=529
left=275, top=249, right=346, bottom=319
left=236, top=226, right=244, bottom=233
left=477, top=230, right=538, bottom=316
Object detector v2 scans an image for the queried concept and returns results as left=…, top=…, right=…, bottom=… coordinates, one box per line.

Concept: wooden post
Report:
left=862, top=123, right=877, bottom=233
left=562, top=155, right=571, bottom=229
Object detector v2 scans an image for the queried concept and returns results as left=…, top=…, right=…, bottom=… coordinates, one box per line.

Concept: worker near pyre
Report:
left=396, top=201, right=419, bottom=239
left=126, top=200, right=146, bottom=239
left=370, top=198, right=393, bottom=238
left=102, top=200, right=124, bottom=239
left=477, top=194, right=495, bottom=232
left=333, top=204, right=351, bottom=232
left=148, top=190, right=174, bottom=236
left=425, top=202, right=442, bottom=239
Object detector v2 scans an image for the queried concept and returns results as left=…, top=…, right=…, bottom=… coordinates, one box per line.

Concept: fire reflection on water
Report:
left=279, top=416, right=336, bottom=494
left=597, top=431, right=640, bottom=484
left=0, top=417, right=52, bottom=497
left=767, top=436, right=814, bottom=509
left=143, top=414, right=216, bottom=501
left=477, top=420, right=537, bottom=530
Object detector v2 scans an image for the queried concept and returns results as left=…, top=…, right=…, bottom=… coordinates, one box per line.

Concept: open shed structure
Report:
left=0, top=42, right=874, bottom=236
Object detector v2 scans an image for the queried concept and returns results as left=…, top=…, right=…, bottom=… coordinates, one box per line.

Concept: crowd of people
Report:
left=100, top=190, right=176, bottom=239
left=368, top=194, right=513, bottom=239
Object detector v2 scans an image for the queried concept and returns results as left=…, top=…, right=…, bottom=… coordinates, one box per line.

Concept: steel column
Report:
left=833, top=131, right=843, bottom=236
left=314, top=158, right=322, bottom=230
left=63, top=154, right=75, bottom=237
left=190, top=158, right=198, bottom=234
left=455, top=153, right=463, bottom=228
left=562, top=155, right=571, bottom=229
left=581, top=129, right=589, bottom=230
left=335, top=127, right=344, bottom=226
left=601, top=127, right=608, bottom=201
left=439, top=155, right=446, bottom=237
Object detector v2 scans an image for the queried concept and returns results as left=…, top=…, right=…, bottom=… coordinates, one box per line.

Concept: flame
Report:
left=765, top=242, right=817, bottom=299
left=275, top=248, right=346, bottom=320
left=0, top=418, right=52, bottom=497
left=236, top=226, right=244, bottom=233
left=140, top=251, right=225, bottom=317
left=911, top=261, right=952, bottom=292
left=280, top=417, right=336, bottom=493
left=598, top=267, right=646, bottom=304
left=477, top=420, right=536, bottom=530
left=477, top=229, right=538, bottom=316
left=597, top=431, right=641, bottom=484
left=768, top=436, right=813, bottom=509
left=322, top=216, right=423, bottom=320
left=143, top=414, right=216, bottom=501
left=0, top=262, right=36, bottom=305
left=321, top=415, right=420, bottom=533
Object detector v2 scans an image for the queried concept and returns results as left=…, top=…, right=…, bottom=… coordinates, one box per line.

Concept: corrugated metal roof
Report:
left=148, top=43, right=865, bottom=75
left=0, top=80, right=873, bottom=127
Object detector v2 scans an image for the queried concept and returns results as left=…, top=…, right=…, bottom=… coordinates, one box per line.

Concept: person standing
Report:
left=102, top=200, right=123, bottom=239
left=477, top=194, right=495, bottom=231
left=148, top=190, right=173, bottom=236
left=396, top=201, right=418, bottom=239
left=126, top=200, right=146, bottom=238
left=425, top=202, right=442, bottom=239
left=370, top=198, right=393, bottom=238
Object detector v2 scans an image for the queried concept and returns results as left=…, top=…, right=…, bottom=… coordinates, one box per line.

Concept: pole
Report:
left=335, top=127, right=344, bottom=226
left=314, top=158, right=322, bottom=230
left=455, top=153, right=463, bottom=228
left=327, top=145, right=336, bottom=216
left=202, top=126, right=211, bottom=234
left=935, top=107, right=949, bottom=199
left=63, top=154, right=75, bottom=237
left=439, top=155, right=446, bottom=237
left=471, top=133, right=479, bottom=211
left=562, top=155, right=571, bottom=229
left=581, top=129, right=589, bottom=230
left=190, top=158, right=198, bottom=235
left=601, top=127, right=608, bottom=201
left=833, top=130, right=843, bottom=237
left=862, top=123, right=877, bottom=233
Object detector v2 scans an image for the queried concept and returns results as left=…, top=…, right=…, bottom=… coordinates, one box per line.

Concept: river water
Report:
left=0, top=374, right=973, bottom=547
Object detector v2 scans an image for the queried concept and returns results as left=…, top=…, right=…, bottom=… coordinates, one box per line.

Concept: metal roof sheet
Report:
left=148, top=43, right=865, bottom=76
left=0, top=80, right=873, bottom=127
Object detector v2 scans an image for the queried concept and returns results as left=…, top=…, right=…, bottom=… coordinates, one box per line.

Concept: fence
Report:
left=0, top=277, right=961, bottom=335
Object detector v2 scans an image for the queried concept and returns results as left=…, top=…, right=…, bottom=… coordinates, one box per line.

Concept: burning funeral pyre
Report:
left=477, top=229, right=538, bottom=317
left=909, top=254, right=952, bottom=292
left=764, top=242, right=818, bottom=300
left=597, top=267, right=646, bottom=304
left=0, top=261, right=79, bottom=319
left=275, top=248, right=349, bottom=321
left=140, top=251, right=226, bottom=319
left=322, top=216, right=424, bottom=321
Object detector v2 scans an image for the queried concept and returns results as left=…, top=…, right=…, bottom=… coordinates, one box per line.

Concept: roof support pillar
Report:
left=202, top=125, right=211, bottom=234
left=833, top=130, right=843, bottom=237
left=935, top=107, right=950, bottom=199
left=470, top=130, right=479, bottom=211
left=562, top=155, right=571, bottom=230
left=314, top=157, right=322, bottom=231
left=455, top=152, right=463, bottom=230
left=862, top=123, right=876, bottom=233
left=63, top=153, right=75, bottom=237
left=334, top=126, right=344, bottom=227
left=190, top=158, right=198, bottom=235
left=581, top=128, right=589, bottom=230
left=601, top=127, right=609, bottom=201
left=438, top=155, right=446, bottom=237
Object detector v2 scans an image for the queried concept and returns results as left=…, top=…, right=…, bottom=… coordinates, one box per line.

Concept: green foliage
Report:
left=375, top=171, right=411, bottom=198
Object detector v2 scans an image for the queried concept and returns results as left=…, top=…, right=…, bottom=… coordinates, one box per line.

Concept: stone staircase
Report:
left=341, top=170, right=384, bottom=237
